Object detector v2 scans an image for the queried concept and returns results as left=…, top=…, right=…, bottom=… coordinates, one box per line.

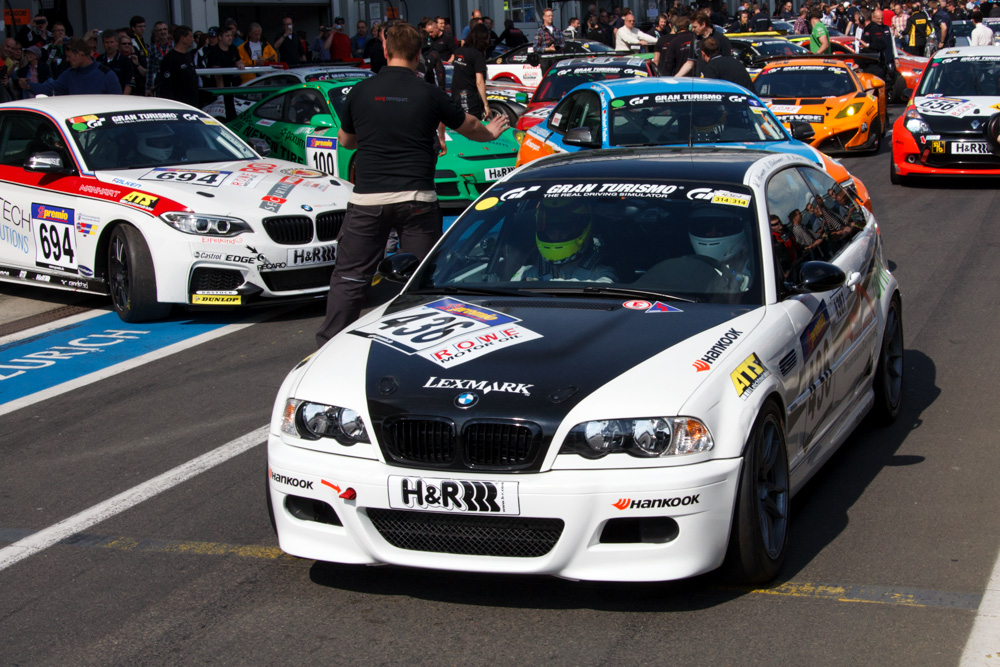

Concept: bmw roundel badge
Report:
left=301, top=205, right=313, bottom=212
left=455, top=392, right=479, bottom=408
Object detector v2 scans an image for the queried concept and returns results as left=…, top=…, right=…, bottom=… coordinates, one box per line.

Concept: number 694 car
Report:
left=0, top=96, right=352, bottom=321
left=268, top=147, right=904, bottom=583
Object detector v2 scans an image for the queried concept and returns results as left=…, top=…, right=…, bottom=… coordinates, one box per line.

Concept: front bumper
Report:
left=434, top=160, right=516, bottom=203
left=892, top=125, right=1000, bottom=176
left=267, top=433, right=743, bottom=582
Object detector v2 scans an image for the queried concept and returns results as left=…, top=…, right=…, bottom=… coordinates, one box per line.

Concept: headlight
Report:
left=903, top=107, right=931, bottom=134
left=281, top=398, right=370, bottom=444
left=513, top=129, right=527, bottom=144
left=836, top=102, right=866, bottom=119
left=161, top=212, right=250, bottom=236
left=560, top=417, right=713, bottom=459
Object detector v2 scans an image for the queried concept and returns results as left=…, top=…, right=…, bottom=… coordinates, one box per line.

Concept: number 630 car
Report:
left=268, top=147, right=903, bottom=583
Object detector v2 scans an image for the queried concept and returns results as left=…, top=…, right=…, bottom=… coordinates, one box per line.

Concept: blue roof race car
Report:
left=515, top=77, right=870, bottom=209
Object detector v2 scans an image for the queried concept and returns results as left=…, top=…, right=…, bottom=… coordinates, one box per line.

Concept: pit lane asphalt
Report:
left=2, top=148, right=1000, bottom=665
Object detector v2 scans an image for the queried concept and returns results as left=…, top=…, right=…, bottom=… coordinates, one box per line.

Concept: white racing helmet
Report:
left=136, top=125, right=175, bottom=162
left=688, top=206, right=747, bottom=264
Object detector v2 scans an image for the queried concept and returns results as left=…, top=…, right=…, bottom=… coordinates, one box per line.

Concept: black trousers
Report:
left=315, top=200, right=442, bottom=347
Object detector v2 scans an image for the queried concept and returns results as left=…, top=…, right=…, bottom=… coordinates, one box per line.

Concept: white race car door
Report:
left=764, top=165, right=868, bottom=465
left=0, top=110, right=86, bottom=281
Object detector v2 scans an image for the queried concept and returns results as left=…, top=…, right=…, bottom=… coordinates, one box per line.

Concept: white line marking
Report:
left=0, top=425, right=268, bottom=572
left=961, top=548, right=1000, bottom=664
left=0, top=308, right=286, bottom=418
left=0, top=308, right=107, bottom=346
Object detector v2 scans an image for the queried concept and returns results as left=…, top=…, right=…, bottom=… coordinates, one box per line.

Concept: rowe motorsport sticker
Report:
left=388, top=475, right=519, bottom=515
left=350, top=298, right=542, bottom=368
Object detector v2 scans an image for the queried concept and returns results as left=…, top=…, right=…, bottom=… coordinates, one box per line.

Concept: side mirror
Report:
left=563, top=126, right=600, bottom=148
left=787, top=261, right=845, bottom=294
left=790, top=121, right=815, bottom=142
left=377, top=252, right=420, bottom=283
left=985, top=112, right=1000, bottom=154
left=247, top=137, right=271, bottom=157
left=309, top=113, right=336, bottom=128
left=24, top=151, right=71, bottom=174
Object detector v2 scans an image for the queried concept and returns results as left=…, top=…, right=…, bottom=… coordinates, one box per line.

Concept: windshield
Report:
left=609, top=92, right=787, bottom=146
left=754, top=40, right=810, bottom=56
left=68, top=110, right=256, bottom=170
left=411, top=179, right=764, bottom=305
left=754, top=65, right=857, bottom=97
left=535, top=66, right=647, bottom=102
left=916, top=54, right=1000, bottom=96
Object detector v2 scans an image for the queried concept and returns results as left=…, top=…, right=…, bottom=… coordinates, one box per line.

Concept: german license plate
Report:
left=951, top=141, right=991, bottom=154
left=485, top=166, right=514, bottom=181
left=287, top=244, right=336, bottom=266
left=388, top=475, right=520, bottom=514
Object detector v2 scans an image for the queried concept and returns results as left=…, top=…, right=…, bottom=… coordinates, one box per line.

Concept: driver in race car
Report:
left=512, top=199, right=617, bottom=282
left=691, top=102, right=727, bottom=143
left=688, top=208, right=753, bottom=291
left=940, top=63, right=974, bottom=95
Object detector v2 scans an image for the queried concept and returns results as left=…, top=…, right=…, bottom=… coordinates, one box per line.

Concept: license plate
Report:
left=485, top=166, right=514, bottom=181
left=287, top=244, right=336, bottom=266
left=951, top=141, right=991, bottom=154
left=388, top=475, right=520, bottom=515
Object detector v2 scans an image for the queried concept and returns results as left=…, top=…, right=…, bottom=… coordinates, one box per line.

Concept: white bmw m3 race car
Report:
left=268, top=148, right=903, bottom=583
left=0, top=96, right=349, bottom=321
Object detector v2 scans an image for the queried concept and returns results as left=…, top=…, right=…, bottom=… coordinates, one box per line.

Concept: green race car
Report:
left=226, top=79, right=520, bottom=205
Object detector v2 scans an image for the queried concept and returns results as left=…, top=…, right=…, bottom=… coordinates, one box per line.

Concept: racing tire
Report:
left=489, top=103, right=518, bottom=127
left=107, top=224, right=171, bottom=323
left=891, top=76, right=906, bottom=104
left=871, top=294, right=903, bottom=425
left=868, top=119, right=882, bottom=154
left=724, top=401, right=790, bottom=584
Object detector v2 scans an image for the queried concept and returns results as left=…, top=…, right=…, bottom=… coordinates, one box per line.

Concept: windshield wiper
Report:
left=517, top=286, right=697, bottom=303
left=407, top=285, right=526, bottom=297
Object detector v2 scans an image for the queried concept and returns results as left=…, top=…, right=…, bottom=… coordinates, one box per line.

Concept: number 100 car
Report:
left=268, top=148, right=903, bottom=583
left=0, top=96, right=350, bottom=321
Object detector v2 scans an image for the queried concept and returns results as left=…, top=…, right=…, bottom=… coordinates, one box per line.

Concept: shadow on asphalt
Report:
left=304, top=352, right=939, bottom=611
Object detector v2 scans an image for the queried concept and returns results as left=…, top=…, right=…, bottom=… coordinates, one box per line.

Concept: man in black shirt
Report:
left=655, top=15, right=694, bottom=76
left=316, top=22, right=509, bottom=346
left=676, top=11, right=731, bottom=77
left=699, top=37, right=754, bottom=89
left=275, top=14, right=307, bottom=63
left=158, top=25, right=199, bottom=107
left=423, top=17, right=457, bottom=63
left=100, top=30, right=135, bottom=95
left=751, top=3, right=774, bottom=31
left=860, top=8, right=895, bottom=79
left=206, top=27, right=245, bottom=86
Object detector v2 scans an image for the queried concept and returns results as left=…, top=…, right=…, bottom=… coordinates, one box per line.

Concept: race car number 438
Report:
left=952, top=141, right=990, bottom=154
left=388, top=475, right=520, bottom=514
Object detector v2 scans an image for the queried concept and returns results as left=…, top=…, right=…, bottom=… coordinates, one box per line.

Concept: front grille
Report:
left=190, top=267, right=243, bottom=292
left=463, top=421, right=540, bottom=468
left=383, top=417, right=456, bottom=464
left=262, top=215, right=313, bottom=245
left=366, top=509, right=563, bottom=557
left=381, top=418, right=545, bottom=471
left=315, top=211, right=344, bottom=242
left=260, top=265, right=334, bottom=292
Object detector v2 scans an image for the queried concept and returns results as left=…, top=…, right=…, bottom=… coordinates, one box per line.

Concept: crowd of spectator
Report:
left=0, top=0, right=993, bottom=104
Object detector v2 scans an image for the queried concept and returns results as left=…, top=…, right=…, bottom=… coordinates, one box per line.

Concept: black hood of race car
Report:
left=360, top=294, right=757, bottom=473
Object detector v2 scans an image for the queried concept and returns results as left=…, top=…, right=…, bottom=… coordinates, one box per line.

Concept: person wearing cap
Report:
left=312, top=26, right=332, bottom=60
left=14, top=45, right=50, bottom=98
left=196, top=27, right=220, bottom=71
left=100, top=30, right=135, bottom=95
left=20, top=37, right=121, bottom=95
left=324, top=18, right=353, bottom=60
left=275, top=14, right=307, bottom=63
left=315, top=22, right=509, bottom=346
